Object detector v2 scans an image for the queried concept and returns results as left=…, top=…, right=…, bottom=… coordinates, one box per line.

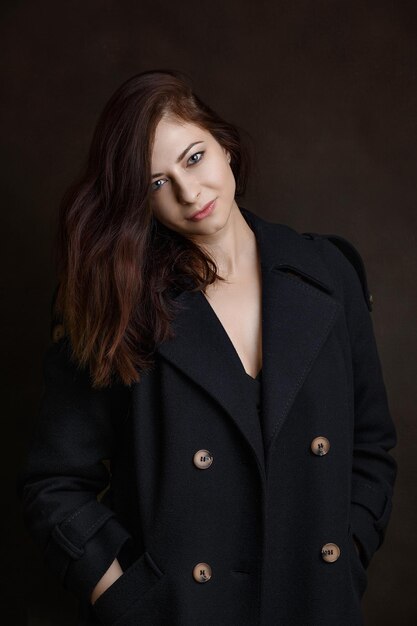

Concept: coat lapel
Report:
left=156, top=207, right=343, bottom=480
left=156, top=287, right=267, bottom=479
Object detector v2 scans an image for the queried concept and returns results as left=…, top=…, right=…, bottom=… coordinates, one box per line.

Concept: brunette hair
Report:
left=52, top=69, right=252, bottom=388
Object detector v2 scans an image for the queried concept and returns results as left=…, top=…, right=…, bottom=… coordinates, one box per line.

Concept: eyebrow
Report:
left=151, top=141, right=204, bottom=179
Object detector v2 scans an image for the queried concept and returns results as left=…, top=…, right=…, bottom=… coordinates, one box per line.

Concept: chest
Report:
left=201, top=266, right=263, bottom=379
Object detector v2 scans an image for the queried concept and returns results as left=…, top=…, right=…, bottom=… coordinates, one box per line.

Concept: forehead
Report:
left=152, top=118, right=211, bottom=155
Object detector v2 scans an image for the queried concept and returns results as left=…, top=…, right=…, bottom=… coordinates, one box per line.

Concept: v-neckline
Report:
left=246, top=368, right=262, bottom=382
left=199, top=290, right=262, bottom=381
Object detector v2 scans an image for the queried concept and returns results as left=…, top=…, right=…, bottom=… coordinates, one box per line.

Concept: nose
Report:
left=175, top=174, right=201, bottom=205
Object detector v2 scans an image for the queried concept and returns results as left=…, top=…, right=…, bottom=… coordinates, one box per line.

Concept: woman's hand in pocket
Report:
left=90, top=558, right=123, bottom=605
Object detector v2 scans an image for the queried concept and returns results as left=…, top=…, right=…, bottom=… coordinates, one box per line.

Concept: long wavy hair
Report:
left=52, top=69, right=252, bottom=389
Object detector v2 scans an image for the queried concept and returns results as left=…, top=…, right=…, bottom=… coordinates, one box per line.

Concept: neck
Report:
left=196, top=204, right=259, bottom=280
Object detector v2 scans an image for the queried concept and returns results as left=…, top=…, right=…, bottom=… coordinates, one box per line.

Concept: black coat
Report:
left=17, top=207, right=398, bottom=626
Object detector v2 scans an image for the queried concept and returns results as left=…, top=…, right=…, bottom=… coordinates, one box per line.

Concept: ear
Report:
left=224, top=149, right=231, bottom=163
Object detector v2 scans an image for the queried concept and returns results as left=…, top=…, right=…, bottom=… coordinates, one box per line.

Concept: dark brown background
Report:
left=2, top=1, right=416, bottom=624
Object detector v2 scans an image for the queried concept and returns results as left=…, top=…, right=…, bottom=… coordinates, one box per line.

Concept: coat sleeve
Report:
left=16, top=293, right=133, bottom=605
left=319, top=236, right=398, bottom=570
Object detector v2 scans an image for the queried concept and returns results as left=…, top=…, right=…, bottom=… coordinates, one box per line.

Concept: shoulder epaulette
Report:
left=302, top=232, right=373, bottom=312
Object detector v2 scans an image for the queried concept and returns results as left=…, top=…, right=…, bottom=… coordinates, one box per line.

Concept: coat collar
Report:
left=239, top=206, right=334, bottom=291
left=155, top=206, right=342, bottom=481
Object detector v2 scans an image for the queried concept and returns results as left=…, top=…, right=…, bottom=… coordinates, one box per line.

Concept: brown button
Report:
left=193, top=449, right=213, bottom=469
left=192, top=562, right=212, bottom=582
left=52, top=324, right=65, bottom=343
left=311, top=436, right=330, bottom=456
left=321, top=543, right=341, bottom=562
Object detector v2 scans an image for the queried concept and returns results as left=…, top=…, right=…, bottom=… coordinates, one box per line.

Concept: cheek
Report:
left=150, top=201, right=172, bottom=227
left=153, top=206, right=175, bottom=227
left=151, top=202, right=185, bottom=234
left=150, top=191, right=173, bottom=213
left=223, top=165, right=236, bottom=197
left=204, top=161, right=235, bottom=193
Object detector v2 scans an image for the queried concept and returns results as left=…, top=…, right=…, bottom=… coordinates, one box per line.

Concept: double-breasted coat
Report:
left=17, top=207, right=398, bottom=626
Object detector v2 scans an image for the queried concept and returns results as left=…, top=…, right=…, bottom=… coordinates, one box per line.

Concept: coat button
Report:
left=192, top=562, right=212, bottom=582
left=310, top=436, right=330, bottom=456
left=321, top=543, right=341, bottom=562
left=193, top=449, right=213, bottom=469
left=52, top=323, right=65, bottom=343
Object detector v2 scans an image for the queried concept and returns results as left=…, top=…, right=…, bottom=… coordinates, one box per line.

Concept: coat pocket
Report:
left=91, top=550, right=165, bottom=625
left=347, top=523, right=368, bottom=598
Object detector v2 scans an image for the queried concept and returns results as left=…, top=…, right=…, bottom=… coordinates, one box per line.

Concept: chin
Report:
left=188, top=207, right=228, bottom=234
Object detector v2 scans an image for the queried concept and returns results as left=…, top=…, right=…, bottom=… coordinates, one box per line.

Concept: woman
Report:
left=17, top=69, right=397, bottom=626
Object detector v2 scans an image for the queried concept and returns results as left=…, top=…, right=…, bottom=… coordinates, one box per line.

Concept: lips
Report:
left=187, top=198, right=216, bottom=220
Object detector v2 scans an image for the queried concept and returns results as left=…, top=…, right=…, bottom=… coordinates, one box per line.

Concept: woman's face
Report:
left=149, top=116, right=238, bottom=239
